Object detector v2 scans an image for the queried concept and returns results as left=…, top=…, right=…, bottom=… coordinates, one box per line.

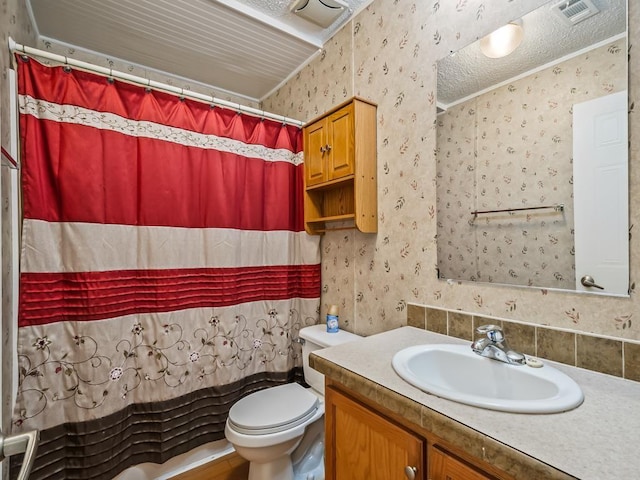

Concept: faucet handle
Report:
left=476, top=324, right=504, bottom=343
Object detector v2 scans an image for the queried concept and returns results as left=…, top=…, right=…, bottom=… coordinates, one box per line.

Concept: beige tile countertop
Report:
left=310, top=326, right=640, bottom=480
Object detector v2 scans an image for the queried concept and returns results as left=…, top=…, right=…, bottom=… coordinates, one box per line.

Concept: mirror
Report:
left=435, top=0, right=628, bottom=295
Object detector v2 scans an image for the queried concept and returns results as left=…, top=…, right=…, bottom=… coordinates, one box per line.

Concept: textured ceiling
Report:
left=27, top=0, right=372, bottom=101
left=437, top=0, right=627, bottom=107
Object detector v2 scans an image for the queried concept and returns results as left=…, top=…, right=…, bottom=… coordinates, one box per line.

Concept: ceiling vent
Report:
left=552, top=0, right=600, bottom=26
left=292, top=0, right=348, bottom=28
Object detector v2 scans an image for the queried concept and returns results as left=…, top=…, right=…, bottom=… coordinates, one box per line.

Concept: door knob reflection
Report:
left=581, top=275, right=604, bottom=290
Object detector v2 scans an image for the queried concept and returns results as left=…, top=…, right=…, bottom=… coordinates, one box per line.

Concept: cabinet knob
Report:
left=320, top=146, right=326, bottom=153
left=325, top=144, right=332, bottom=151
left=404, top=465, right=417, bottom=479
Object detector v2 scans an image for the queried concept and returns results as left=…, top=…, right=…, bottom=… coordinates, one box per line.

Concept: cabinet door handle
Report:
left=325, top=144, right=332, bottom=152
left=404, top=465, right=417, bottom=479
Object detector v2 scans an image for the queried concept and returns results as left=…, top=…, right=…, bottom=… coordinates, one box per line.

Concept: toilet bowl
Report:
left=224, top=324, right=361, bottom=480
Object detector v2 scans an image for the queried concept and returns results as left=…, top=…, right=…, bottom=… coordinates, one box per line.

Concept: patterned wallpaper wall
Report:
left=263, top=0, right=640, bottom=342
left=1, top=0, right=39, bottom=433
left=436, top=41, right=626, bottom=290
left=1, top=0, right=38, bottom=147
left=2, top=0, right=639, bottom=346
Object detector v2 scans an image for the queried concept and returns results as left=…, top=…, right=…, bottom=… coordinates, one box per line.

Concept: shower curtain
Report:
left=12, top=56, right=321, bottom=479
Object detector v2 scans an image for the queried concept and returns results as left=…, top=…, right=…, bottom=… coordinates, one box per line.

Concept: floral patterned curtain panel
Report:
left=13, top=56, right=320, bottom=479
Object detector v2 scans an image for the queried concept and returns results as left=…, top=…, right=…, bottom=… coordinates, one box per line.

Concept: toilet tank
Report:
left=299, top=324, right=362, bottom=395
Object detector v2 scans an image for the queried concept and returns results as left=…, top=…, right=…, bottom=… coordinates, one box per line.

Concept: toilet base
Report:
left=248, top=455, right=294, bottom=480
left=232, top=436, right=301, bottom=480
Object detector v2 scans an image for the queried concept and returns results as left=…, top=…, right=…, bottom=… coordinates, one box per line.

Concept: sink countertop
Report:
left=310, top=326, right=640, bottom=480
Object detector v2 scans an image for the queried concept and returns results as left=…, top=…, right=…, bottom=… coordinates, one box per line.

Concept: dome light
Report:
left=480, top=21, right=524, bottom=59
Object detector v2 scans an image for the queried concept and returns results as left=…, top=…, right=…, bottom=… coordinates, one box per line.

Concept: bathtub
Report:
left=113, top=439, right=234, bottom=479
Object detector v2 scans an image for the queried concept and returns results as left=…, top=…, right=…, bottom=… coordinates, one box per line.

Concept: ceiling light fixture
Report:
left=479, top=21, right=524, bottom=59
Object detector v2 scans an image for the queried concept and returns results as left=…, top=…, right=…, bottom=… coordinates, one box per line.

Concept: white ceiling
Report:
left=25, top=0, right=626, bottom=106
left=437, top=0, right=627, bottom=107
left=27, top=0, right=372, bottom=101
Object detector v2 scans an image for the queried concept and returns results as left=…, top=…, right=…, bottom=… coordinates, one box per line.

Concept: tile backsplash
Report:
left=407, top=304, right=640, bottom=382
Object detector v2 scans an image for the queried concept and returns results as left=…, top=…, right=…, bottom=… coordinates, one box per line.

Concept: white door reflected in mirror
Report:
left=573, top=90, right=629, bottom=296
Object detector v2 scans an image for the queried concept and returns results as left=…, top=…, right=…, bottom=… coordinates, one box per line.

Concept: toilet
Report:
left=224, top=324, right=361, bottom=480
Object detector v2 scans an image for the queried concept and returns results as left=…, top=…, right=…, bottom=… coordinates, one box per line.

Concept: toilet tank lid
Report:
left=299, top=324, right=362, bottom=347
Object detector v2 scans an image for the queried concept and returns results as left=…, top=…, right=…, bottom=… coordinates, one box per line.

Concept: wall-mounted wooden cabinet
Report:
left=303, top=97, right=377, bottom=234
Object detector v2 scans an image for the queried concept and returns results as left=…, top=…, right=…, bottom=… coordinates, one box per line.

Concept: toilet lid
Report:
left=228, top=383, right=319, bottom=435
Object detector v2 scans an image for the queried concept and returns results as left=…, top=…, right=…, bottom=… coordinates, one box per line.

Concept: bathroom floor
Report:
left=169, top=452, right=249, bottom=480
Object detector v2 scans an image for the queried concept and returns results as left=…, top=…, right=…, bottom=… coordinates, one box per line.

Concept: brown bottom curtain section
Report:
left=11, top=369, right=302, bottom=480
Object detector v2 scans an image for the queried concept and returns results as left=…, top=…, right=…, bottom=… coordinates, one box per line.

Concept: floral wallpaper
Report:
left=2, top=0, right=639, bottom=366
left=436, top=41, right=626, bottom=290
left=1, top=0, right=39, bottom=436
left=0, top=0, right=38, bottom=147
left=263, top=0, right=640, bottom=343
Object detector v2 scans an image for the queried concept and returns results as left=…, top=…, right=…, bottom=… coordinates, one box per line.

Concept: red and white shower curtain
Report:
left=13, top=56, right=320, bottom=479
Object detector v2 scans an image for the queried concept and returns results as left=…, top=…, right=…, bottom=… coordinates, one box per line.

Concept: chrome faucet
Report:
left=471, top=325, right=526, bottom=366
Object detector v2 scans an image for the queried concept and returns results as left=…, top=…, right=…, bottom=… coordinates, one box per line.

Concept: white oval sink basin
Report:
left=392, top=344, right=584, bottom=413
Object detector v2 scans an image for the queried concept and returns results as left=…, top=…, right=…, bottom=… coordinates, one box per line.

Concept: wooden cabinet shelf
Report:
left=307, top=213, right=355, bottom=224
left=303, top=97, right=377, bottom=235
left=305, top=174, right=355, bottom=192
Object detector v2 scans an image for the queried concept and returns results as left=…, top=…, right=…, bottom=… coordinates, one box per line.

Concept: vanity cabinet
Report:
left=325, top=385, right=424, bottom=480
left=303, top=97, right=377, bottom=234
left=325, top=381, right=509, bottom=480
left=429, top=445, right=495, bottom=480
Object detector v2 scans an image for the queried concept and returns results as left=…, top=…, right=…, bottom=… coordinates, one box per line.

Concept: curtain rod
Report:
left=8, top=38, right=305, bottom=128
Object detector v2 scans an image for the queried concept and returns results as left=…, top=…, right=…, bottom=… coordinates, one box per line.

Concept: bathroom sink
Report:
left=392, top=344, right=584, bottom=414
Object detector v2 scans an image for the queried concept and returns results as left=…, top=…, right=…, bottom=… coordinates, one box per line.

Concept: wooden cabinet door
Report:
left=325, top=386, right=424, bottom=480
left=326, top=103, right=355, bottom=181
left=429, top=445, right=495, bottom=480
left=304, top=118, right=328, bottom=186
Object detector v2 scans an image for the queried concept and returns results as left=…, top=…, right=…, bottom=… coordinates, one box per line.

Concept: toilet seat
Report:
left=227, top=383, right=319, bottom=435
